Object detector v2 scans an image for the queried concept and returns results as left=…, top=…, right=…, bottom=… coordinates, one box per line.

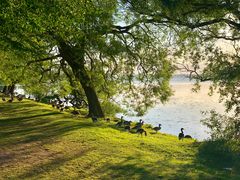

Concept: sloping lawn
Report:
left=0, top=100, right=239, bottom=179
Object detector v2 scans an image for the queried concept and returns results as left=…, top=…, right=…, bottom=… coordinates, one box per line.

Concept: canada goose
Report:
left=178, top=128, right=184, bottom=140
left=17, top=97, right=23, bottom=101
left=135, top=119, right=143, bottom=126
left=2, top=97, right=6, bottom=101
left=136, top=128, right=147, bottom=136
left=105, top=118, right=110, bottom=122
left=16, top=94, right=24, bottom=101
left=124, top=125, right=131, bottom=131
left=119, top=116, right=124, bottom=122
left=178, top=128, right=192, bottom=139
left=180, top=128, right=192, bottom=139
left=132, top=119, right=144, bottom=130
left=116, top=117, right=124, bottom=127
left=153, top=124, right=161, bottom=133
left=116, top=119, right=124, bottom=127
left=124, top=120, right=132, bottom=126
left=184, top=135, right=192, bottom=138
left=116, top=121, right=123, bottom=127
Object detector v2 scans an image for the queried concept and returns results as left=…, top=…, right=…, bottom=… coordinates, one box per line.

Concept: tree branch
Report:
left=27, top=54, right=61, bottom=66
left=176, top=62, right=212, bottom=82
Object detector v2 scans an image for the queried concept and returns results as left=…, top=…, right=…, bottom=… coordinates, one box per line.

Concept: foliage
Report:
left=101, top=100, right=123, bottom=116
left=201, top=110, right=240, bottom=140
left=0, top=0, right=239, bottom=117
left=202, top=48, right=240, bottom=116
left=0, top=0, right=176, bottom=116
left=122, top=0, right=240, bottom=116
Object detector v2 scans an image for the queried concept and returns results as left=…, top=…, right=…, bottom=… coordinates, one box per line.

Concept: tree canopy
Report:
left=0, top=0, right=239, bottom=119
left=0, top=0, right=174, bottom=116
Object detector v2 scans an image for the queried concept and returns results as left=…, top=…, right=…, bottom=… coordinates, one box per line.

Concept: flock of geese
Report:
left=2, top=95, right=192, bottom=140
left=103, top=116, right=192, bottom=140
left=50, top=103, right=192, bottom=140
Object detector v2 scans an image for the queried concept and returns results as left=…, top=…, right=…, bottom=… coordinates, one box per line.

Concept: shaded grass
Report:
left=0, top=100, right=239, bottom=179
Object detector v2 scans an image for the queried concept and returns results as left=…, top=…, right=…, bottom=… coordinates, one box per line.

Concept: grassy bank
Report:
left=0, top=100, right=239, bottom=179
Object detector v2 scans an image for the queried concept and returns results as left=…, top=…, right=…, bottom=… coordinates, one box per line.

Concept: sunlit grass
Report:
left=0, top=100, right=239, bottom=179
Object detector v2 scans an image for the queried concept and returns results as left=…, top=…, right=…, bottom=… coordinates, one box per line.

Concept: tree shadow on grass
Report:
left=98, top=153, right=217, bottom=180
left=99, top=157, right=164, bottom=180
left=0, top=112, right=60, bottom=126
left=195, top=140, right=240, bottom=177
left=16, top=148, right=93, bottom=179
left=0, top=112, right=98, bottom=146
left=0, top=102, right=102, bottom=169
left=0, top=100, right=40, bottom=111
left=170, top=141, right=240, bottom=179
left=99, top=141, right=240, bottom=179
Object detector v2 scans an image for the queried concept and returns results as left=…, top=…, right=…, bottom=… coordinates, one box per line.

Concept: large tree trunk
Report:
left=58, top=40, right=104, bottom=118
left=8, top=84, right=15, bottom=101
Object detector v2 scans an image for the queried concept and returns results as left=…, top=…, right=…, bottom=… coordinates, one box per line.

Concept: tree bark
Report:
left=8, top=84, right=15, bottom=101
left=58, top=40, right=104, bottom=118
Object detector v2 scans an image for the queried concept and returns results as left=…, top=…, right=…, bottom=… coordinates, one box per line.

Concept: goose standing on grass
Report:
left=132, top=119, right=144, bottom=130
left=116, top=118, right=124, bottom=127
left=184, top=130, right=192, bottom=139
left=120, top=116, right=124, bottom=121
left=105, top=118, right=110, bottom=122
left=135, top=119, right=143, bottom=127
left=125, top=125, right=131, bottom=131
left=153, top=124, right=161, bottom=133
left=178, top=128, right=184, bottom=140
left=184, top=135, right=192, bottom=139
left=136, top=128, right=147, bottom=136
left=124, top=120, right=131, bottom=126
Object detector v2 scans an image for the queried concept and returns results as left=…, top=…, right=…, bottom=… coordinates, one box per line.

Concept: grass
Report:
left=0, top=100, right=239, bottom=179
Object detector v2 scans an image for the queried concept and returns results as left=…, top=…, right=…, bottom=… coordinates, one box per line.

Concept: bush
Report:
left=201, top=110, right=240, bottom=140
left=200, top=111, right=240, bottom=173
left=101, top=101, right=123, bottom=116
left=198, top=139, right=240, bottom=171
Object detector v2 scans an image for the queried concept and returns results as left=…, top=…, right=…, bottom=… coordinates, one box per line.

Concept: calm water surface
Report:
left=117, top=76, right=225, bottom=141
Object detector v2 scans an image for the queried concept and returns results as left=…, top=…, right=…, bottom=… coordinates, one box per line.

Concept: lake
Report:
left=117, top=75, right=226, bottom=141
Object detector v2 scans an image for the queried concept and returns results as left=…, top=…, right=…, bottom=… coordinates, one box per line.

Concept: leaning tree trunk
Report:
left=8, top=84, right=15, bottom=101
left=58, top=40, right=104, bottom=118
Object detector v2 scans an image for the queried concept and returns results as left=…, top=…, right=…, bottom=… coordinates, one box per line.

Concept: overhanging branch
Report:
left=27, top=54, right=61, bottom=66
left=176, top=62, right=212, bottom=82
